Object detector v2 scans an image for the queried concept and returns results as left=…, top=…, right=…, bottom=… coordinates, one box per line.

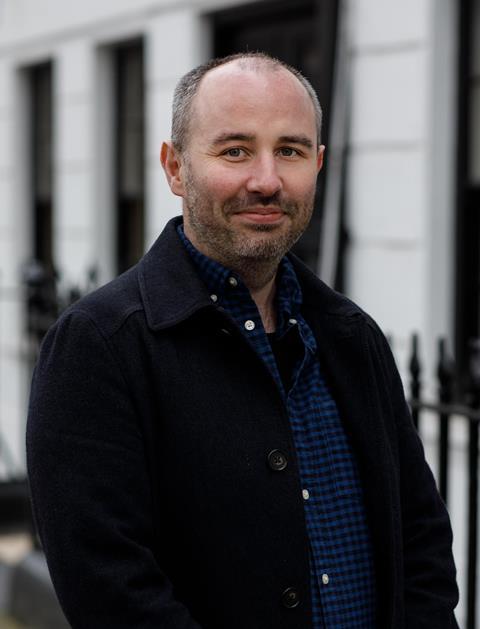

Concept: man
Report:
left=27, top=53, right=459, bottom=628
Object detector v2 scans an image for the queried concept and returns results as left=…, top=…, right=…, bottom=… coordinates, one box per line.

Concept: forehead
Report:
left=190, top=63, right=316, bottom=141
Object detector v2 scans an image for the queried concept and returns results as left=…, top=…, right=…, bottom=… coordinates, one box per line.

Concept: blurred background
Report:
left=0, top=0, right=479, bottom=626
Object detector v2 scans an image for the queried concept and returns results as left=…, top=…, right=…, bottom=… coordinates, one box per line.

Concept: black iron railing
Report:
left=409, top=334, right=480, bottom=629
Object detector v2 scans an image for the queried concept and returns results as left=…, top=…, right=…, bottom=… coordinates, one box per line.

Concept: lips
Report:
left=234, top=208, right=286, bottom=224
left=234, top=205, right=285, bottom=215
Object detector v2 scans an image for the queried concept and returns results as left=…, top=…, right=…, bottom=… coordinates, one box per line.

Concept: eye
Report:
left=278, top=147, right=300, bottom=158
left=222, top=147, right=246, bottom=159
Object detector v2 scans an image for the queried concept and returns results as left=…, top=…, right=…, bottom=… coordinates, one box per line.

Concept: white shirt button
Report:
left=244, top=320, right=255, bottom=331
left=289, top=318, right=297, bottom=325
left=228, top=276, right=238, bottom=287
left=302, top=489, right=310, bottom=500
left=210, top=294, right=218, bottom=302
left=322, top=573, right=329, bottom=585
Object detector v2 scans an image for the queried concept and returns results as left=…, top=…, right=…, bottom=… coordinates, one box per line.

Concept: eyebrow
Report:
left=278, top=135, right=314, bottom=149
left=211, top=133, right=256, bottom=146
left=210, top=132, right=315, bottom=150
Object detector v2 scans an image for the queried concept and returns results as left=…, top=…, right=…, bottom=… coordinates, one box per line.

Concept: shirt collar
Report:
left=176, top=224, right=303, bottom=333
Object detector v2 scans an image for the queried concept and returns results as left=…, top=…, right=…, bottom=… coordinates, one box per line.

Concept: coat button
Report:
left=281, top=587, right=300, bottom=608
left=268, top=449, right=288, bottom=471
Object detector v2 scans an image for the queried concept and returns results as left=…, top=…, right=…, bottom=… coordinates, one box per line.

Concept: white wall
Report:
left=346, top=0, right=432, bottom=371
left=345, top=0, right=458, bottom=387
left=0, top=58, right=33, bottom=475
left=344, top=1, right=465, bottom=621
left=144, top=7, right=211, bottom=248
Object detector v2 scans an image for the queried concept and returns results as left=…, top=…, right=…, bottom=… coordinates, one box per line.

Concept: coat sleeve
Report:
left=374, top=326, right=460, bottom=629
left=26, top=309, right=203, bottom=629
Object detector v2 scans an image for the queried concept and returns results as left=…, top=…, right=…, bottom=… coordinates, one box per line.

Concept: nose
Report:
left=246, top=153, right=282, bottom=197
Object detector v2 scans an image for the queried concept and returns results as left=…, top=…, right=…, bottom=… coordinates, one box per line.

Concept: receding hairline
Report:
left=193, top=59, right=316, bottom=122
left=197, top=57, right=307, bottom=94
left=207, top=55, right=291, bottom=75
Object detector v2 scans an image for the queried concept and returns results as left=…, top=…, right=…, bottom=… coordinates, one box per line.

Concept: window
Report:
left=114, top=39, right=145, bottom=274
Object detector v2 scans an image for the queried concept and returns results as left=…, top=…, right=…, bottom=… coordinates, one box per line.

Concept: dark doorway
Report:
left=114, top=39, right=145, bottom=274
left=212, top=0, right=339, bottom=271
left=455, top=0, right=480, bottom=387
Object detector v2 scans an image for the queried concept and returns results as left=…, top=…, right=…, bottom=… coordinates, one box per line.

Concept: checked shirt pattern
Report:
left=178, top=225, right=377, bottom=628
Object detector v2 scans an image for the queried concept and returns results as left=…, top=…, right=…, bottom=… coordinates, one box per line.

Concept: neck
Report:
left=220, top=258, right=278, bottom=333
left=249, top=276, right=277, bottom=333
left=216, top=255, right=279, bottom=333
left=228, top=260, right=281, bottom=333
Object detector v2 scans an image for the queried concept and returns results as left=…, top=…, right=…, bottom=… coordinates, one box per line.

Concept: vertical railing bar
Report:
left=439, top=413, right=450, bottom=502
left=466, top=338, right=480, bottom=629
left=466, top=418, right=478, bottom=629
left=437, top=338, right=454, bottom=504
left=409, top=333, right=421, bottom=431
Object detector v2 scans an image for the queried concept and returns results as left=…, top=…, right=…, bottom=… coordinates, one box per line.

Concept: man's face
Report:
left=163, top=62, right=324, bottom=267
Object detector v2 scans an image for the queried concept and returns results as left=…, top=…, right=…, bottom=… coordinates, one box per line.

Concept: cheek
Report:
left=281, top=164, right=318, bottom=195
left=286, top=177, right=317, bottom=204
left=198, top=169, right=245, bottom=201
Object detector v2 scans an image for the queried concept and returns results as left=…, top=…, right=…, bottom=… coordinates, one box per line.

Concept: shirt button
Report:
left=210, top=294, right=218, bottom=302
left=281, top=587, right=300, bottom=608
left=244, top=320, right=255, bottom=331
left=228, top=276, right=238, bottom=287
left=289, top=318, right=297, bottom=325
left=268, top=449, right=288, bottom=471
left=302, top=489, right=310, bottom=500
left=322, top=573, right=329, bottom=585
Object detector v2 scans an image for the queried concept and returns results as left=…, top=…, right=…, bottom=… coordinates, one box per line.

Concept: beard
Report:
left=182, top=166, right=316, bottom=273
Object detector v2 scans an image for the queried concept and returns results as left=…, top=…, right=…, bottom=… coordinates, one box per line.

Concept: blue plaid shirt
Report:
left=178, top=225, right=377, bottom=628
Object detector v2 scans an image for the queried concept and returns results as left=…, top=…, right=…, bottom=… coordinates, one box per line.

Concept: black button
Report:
left=268, top=449, right=288, bottom=471
left=282, top=587, right=300, bottom=608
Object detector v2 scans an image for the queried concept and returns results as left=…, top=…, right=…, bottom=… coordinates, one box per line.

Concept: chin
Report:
left=232, top=234, right=293, bottom=261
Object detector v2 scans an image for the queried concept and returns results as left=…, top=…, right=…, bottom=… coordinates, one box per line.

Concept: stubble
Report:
left=182, top=163, right=316, bottom=287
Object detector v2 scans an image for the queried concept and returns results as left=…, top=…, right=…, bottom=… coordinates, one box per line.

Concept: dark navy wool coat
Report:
left=27, top=217, right=459, bottom=629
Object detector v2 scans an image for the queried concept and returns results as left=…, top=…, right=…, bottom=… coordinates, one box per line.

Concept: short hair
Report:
left=171, top=52, right=323, bottom=153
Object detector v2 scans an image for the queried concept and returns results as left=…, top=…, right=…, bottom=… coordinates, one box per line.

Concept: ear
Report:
left=160, top=141, right=185, bottom=197
left=316, top=145, right=326, bottom=173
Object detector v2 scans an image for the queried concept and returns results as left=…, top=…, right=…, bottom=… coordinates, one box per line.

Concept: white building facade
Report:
left=0, top=0, right=478, bottom=624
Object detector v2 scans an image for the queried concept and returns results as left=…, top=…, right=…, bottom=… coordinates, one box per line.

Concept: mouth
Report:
left=233, top=207, right=287, bottom=224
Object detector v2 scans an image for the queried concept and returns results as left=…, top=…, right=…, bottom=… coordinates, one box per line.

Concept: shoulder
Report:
left=53, top=264, right=144, bottom=343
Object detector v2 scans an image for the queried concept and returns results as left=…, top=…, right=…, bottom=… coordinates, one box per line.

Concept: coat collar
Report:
left=138, top=215, right=363, bottom=331
left=137, top=217, right=214, bottom=331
